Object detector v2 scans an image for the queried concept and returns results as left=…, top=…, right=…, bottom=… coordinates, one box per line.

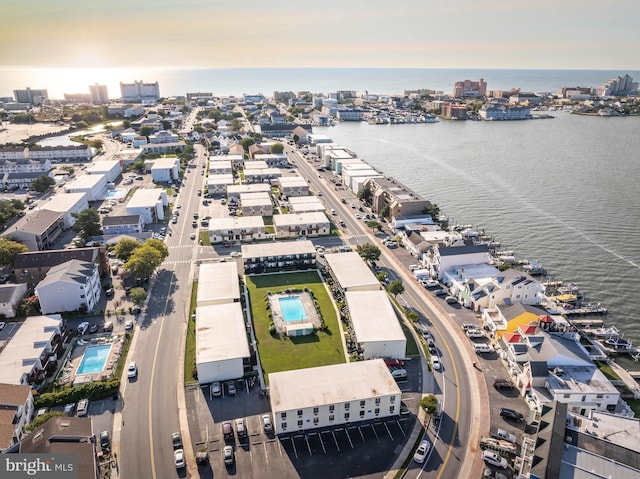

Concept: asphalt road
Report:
left=119, top=134, right=207, bottom=478
left=286, top=145, right=486, bottom=478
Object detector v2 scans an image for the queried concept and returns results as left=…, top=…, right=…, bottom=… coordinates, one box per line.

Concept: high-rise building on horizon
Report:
left=89, top=83, right=109, bottom=104
left=13, top=87, right=48, bottom=105
left=595, top=74, right=639, bottom=97
left=120, top=80, right=160, bottom=102
left=453, top=79, right=487, bottom=98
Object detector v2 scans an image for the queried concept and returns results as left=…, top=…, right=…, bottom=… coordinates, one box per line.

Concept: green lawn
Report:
left=184, top=281, right=199, bottom=383
left=246, top=272, right=345, bottom=378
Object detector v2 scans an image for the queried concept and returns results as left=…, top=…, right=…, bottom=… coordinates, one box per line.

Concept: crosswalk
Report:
left=162, top=259, right=193, bottom=265
left=168, top=244, right=197, bottom=249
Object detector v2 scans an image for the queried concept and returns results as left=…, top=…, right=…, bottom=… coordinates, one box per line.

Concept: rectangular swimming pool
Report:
left=76, top=345, right=112, bottom=375
left=104, top=189, right=125, bottom=199
left=278, top=296, right=307, bottom=322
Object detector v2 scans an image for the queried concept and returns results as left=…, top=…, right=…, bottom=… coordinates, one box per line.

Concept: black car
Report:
left=100, top=431, right=111, bottom=451
left=171, top=432, right=182, bottom=450
left=499, top=407, right=524, bottom=422
left=493, top=379, right=515, bottom=389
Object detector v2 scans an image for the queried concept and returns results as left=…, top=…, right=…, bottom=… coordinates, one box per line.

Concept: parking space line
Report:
left=289, top=437, right=298, bottom=458
left=318, top=432, right=327, bottom=454
left=263, top=442, right=269, bottom=463
left=395, top=419, right=406, bottom=437
left=357, top=426, right=365, bottom=442
left=305, top=434, right=312, bottom=455
left=344, top=428, right=354, bottom=448
left=371, top=424, right=380, bottom=441
left=331, top=430, right=340, bottom=451
left=383, top=422, right=393, bottom=440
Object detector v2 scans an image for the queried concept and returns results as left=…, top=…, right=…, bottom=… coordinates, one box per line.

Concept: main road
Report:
left=116, top=139, right=210, bottom=478
left=286, top=144, right=487, bottom=478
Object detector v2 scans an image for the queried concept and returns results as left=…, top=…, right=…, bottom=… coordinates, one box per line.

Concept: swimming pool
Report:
left=104, top=189, right=125, bottom=199
left=76, top=345, right=112, bottom=375
left=278, top=296, right=307, bottom=322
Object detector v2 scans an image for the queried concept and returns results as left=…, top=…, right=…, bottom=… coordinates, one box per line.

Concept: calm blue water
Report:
left=104, top=189, right=125, bottom=199
left=279, top=296, right=307, bottom=322
left=2, top=67, right=639, bottom=99
left=76, top=345, right=111, bottom=375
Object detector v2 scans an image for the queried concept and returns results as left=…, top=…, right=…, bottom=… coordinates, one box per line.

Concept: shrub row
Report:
left=35, top=380, right=120, bottom=408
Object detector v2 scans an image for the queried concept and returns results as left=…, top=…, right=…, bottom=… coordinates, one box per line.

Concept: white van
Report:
left=474, top=343, right=494, bottom=354
left=391, top=369, right=407, bottom=380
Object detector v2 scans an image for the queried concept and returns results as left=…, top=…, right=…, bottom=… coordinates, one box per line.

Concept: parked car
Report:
left=413, top=439, right=431, bottom=463
left=125, top=321, right=134, bottom=332
left=171, top=432, right=182, bottom=449
left=384, top=358, right=405, bottom=368
left=0, top=321, right=6, bottom=331
left=127, top=362, right=137, bottom=379
left=100, top=431, right=111, bottom=452
left=174, top=449, right=185, bottom=469
left=222, top=421, right=234, bottom=441
left=223, top=445, right=235, bottom=466
left=431, top=356, right=441, bottom=371
left=76, top=399, right=89, bottom=417
left=493, top=379, right=515, bottom=389
left=88, top=323, right=98, bottom=334
left=466, top=329, right=486, bottom=339
left=77, top=322, right=89, bottom=335
left=391, top=368, right=407, bottom=381
left=424, top=279, right=439, bottom=288
left=262, top=414, right=273, bottom=434
left=474, top=343, right=495, bottom=354
left=63, top=402, right=76, bottom=416
left=445, top=295, right=458, bottom=304
left=481, top=450, right=508, bottom=469
left=235, top=418, right=247, bottom=438
left=103, top=321, right=113, bottom=332
left=499, top=407, right=524, bottom=422
left=226, top=381, right=237, bottom=396
left=491, top=428, right=517, bottom=444
left=211, top=381, right=222, bottom=397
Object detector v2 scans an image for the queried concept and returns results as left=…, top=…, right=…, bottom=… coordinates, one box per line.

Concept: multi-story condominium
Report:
left=28, top=145, right=93, bottom=163
left=101, top=215, right=144, bottom=236
left=36, top=260, right=102, bottom=314
left=243, top=167, right=281, bottom=184
left=336, top=109, right=364, bottom=121
left=258, top=123, right=312, bottom=138
left=273, top=212, right=330, bottom=238
left=207, top=174, right=234, bottom=195
left=241, top=240, right=316, bottom=274
left=226, top=183, right=271, bottom=201
left=0, top=384, right=34, bottom=452
left=5, top=209, right=65, bottom=251
left=277, top=176, right=309, bottom=197
left=126, top=188, right=168, bottom=223
left=209, top=160, right=233, bottom=176
left=273, top=91, right=295, bottom=102
left=89, top=83, right=109, bottom=104
left=364, top=177, right=431, bottom=219
left=208, top=216, right=266, bottom=244
left=149, top=130, right=179, bottom=144
left=253, top=153, right=288, bottom=168
left=269, top=360, right=401, bottom=434
left=0, top=157, right=50, bottom=175
left=596, top=74, right=639, bottom=97
left=120, top=80, right=160, bottom=102
left=0, top=314, right=64, bottom=385
left=453, top=78, right=487, bottom=98
left=479, top=103, right=531, bottom=121
left=13, top=87, right=48, bottom=105
left=239, top=192, right=273, bottom=217
left=556, top=86, right=593, bottom=99
left=0, top=146, right=27, bottom=161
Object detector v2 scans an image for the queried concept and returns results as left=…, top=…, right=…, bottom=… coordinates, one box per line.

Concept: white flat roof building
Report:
left=0, top=314, right=62, bottom=385
left=273, top=212, right=329, bottom=238
left=227, top=183, right=271, bottom=200
left=324, top=252, right=380, bottom=292
left=42, top=193, right=89, bottom=229
left=197, top=262, right=240, bottom=306
left=195, top=302, right=250, bottom=384
left=206, top=174, right=234, bottom=194
left=64, top=173, right=108, bottom=201
left=288, top=196, right=325, bottom=213
left=243, top=160, right=269, bottom=169
left=125, top=188, right=168, bottom=223
left=208, top=216, right=266, bottom=243
left=269, top=359, right=402, bottom=434
left=345, top=290, right=406, bottom=359
left=241, top=240, right=316, bottom=260
left=86, top=159, right=123, bottom=183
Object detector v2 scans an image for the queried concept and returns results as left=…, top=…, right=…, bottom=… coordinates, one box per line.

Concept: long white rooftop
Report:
left=197, top=262, right=240, bottom=305
left=324, top=252, right=380, bottom=291
left=196, top=303, right=250, bottom=363
left=241, top=240, right=316, bottom=259
left=345, top=290, right=405, bottom=343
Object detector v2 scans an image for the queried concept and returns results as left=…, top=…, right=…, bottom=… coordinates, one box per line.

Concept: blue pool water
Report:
left=279, top=296, right=307, bottom=322
left=104, top=189, right=125, bottom=199
left=76, top=345, right=112, bottom=375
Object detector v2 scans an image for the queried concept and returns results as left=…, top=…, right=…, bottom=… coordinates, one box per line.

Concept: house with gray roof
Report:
left=0, top=283, right=28, bottom=318
left=35, top=260, right=102, bottom=314
left=4, top=209, right=64, bottom=251
left=0, top=383, right=34, bottom=453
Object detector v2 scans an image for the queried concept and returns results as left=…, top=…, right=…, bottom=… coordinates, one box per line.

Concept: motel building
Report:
left=269, top=359, right=401, bottom=435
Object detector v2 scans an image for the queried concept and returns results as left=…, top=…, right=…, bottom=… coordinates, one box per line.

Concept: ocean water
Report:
left=317, top=112, right=640, bottom=347
left=1, top=67, right=639, bottom=99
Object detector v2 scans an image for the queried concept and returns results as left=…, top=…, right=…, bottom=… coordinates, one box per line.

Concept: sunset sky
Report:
left=2, top=0, right=638, bottom=69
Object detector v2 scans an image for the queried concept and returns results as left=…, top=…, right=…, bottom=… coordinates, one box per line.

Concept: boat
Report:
left=581, top=325, right=620, bottom=338
left=605, top=337, right=633, bottom=349
left=522, top=261, right=547, bottom=276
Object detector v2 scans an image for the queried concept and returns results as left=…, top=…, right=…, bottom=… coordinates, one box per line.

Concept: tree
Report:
left=124, top=241, right=169, bottom=280
left=71, top=208, right=101, bottom=241
left=405, top=311, right=420, bottom=323
left=162, top=120, right=172, bottom=131
left=239, top=137, right=255, bottom=152
left=139, top=126, right=154, bottom=137
left=132, top=160, right=145, bottom=173
left=292, top=134, right=300, bottom=144
left=366, top=220, right=382, bottom=232
left=357, top=185, right=372, bottom=203
left=61, top=166, right=75, bottom=175
left=376, top=271, right=388, bottom=282
left=0, top=237, right=28, bottom=266
left=355, top=243, right=381, bottom=262
left=419, top=394, right=438, bottom=414
left=270, top=143, right=284, bottom=154
left=128, top=287, right=147, bottom=305
left=114, top=238, right=140, bottom=261
left=388, top=279, right=405, bottom=296
left=423, top=203, right=441, bottom=221
left=30, top=174, right=56, bottom=193
left=231, top=118, right=243, bottom=133
left=0, top=199, right=24, bottom=226
left=380, top=204, right=391, bottom=221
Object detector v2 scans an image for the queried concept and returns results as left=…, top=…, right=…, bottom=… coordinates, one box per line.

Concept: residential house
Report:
left=208, top=160, right=232, bottom=176
left=243, top=167, right=281, bottom=184
left=226, top=183, right=271, bottom=202
left=277, top=176, right=309, bottom=197
left=431, top=244, right=491, bottom=280
left=101, top=215, right=144, bottom=235
left=148, top=130, right=179, bottom=144
left=206, top=174, right=234, bottom=195
left=150, top=157, right=180, bottom=183
left=28, top=145, right=93, bottom=163
left=364, top=177, right=431, bottom=220
left=288, top=196, right=324, bottom=213
left=36, top=259, right=102, bottom=314
left=0, top=283, right=28, bottom=318
left=141, top=142, right=185, bottom=154
left=125, top=188, right=168, bottom=223
left=40, top=193, right=89, bottom=229
left=239, top=192, right=273, bottom=217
